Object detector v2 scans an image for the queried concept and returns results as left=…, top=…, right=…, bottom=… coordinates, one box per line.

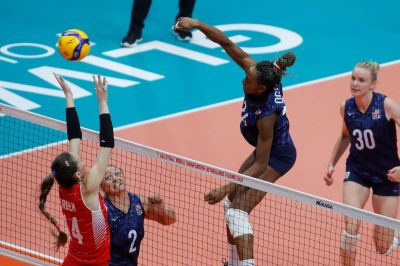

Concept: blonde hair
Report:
left=355, top=61, right=380, bottom=81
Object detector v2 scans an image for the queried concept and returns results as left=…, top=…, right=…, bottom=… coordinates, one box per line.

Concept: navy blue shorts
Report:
left=343, top=170, right=400, bottom=196
left=252, top=142, right=297, bottom=175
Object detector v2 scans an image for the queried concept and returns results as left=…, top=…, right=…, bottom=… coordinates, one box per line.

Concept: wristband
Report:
left=66, top=107, right=82, bottom=140
left=99, top=113, right=114, bottom=148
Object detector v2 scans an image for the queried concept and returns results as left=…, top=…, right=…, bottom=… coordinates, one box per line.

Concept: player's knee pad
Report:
left=224, top=196, right=231, bottom=215
left=340, top=230, right=360, bottom=252
left=239, top=259, right=256, bottom=266
left=225, top=208, right=253, bottom=238
left=383, top=236, right=399, bottom=256
left=240, top=259, right=255, bottom=266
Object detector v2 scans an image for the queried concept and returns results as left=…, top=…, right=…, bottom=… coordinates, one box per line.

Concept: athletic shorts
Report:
left=343, top=170, right=400, bottom=196
left=62, top=255, right=109, bottom=266
left=252, top=142, right=297, bottom=175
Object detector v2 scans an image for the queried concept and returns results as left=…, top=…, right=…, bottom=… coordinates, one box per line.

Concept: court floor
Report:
left=1, top=0, right=400, bottom=264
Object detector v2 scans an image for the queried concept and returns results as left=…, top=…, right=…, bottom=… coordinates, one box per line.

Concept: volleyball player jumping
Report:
left=175, top=17, right=297, bottom=266
left=39, top=74, right=114, bottom=266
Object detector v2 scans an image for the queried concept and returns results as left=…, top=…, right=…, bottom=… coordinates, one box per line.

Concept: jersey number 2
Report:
left=129, top=229, right=138, bottom=253
left=353, top=129, right=376, bottom=150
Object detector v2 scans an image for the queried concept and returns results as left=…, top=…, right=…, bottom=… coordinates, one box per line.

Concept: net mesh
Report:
left=0, top=106, right=399, bottom=265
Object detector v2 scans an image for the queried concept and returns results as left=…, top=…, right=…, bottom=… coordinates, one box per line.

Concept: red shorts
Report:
left=62, top=254, right=109, bottom=266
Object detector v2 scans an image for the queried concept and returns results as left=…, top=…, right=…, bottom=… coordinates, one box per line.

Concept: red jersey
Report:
left=59, top=182, right=110, bottom=265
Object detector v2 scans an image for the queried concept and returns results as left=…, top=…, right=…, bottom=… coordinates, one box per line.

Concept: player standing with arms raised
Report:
left=39, top=74, right=114, bottom=266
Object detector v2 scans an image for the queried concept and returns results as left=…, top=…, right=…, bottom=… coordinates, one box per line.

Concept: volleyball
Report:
left=58, top=29, right=90, bottom=61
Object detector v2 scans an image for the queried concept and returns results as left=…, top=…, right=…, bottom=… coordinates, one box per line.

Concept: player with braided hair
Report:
left=39, top=74, right=114, bottom=266
left=174, top=18, right=297, bottom=266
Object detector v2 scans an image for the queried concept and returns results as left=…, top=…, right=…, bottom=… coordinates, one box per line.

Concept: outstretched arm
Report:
left=143, top=195, right=176, bottom=225
left=54, top=74, right=81, bottom=156
left=174, top=17, right=257, bottom=70
left=84, top=75, right=114, bottom=195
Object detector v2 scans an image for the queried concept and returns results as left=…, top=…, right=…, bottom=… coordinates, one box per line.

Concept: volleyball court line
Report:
left=0, top=242, right=61, bottom=265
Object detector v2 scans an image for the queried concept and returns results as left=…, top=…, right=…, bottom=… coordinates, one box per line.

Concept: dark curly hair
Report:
left=255, top=52, right=296, bottom=90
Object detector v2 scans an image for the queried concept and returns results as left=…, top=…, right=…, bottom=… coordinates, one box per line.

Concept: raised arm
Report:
left=174, top=17, right=257, bottom=71
left=54, top=74, right=81, bottom=156
left=324, top=102, right=350, bottom=186
left=83, top=75, right=114, bottom=198
left=142, top=195, right=176, bottom=225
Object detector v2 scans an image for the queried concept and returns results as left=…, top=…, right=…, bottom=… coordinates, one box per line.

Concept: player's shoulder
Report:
left=383, top=95, right=400, bottom=114
left=128, top=192, right=143, bottom=205
left=374, top=91, right=386, bottom=98
left=104, top=196, right=118, bottom=212
left=383, top=95, right=397, bottom=106
left=372, top=92, right=387, bottom=103
left=340, top=100, right=348, bottom=115
left=344, top=96, right=354, bottom=105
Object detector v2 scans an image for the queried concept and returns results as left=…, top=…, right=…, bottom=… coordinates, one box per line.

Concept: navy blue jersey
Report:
left=345, top=92, right=400, bottom=178
left=105, top=193, right=145, bottom=266
left=240, top=83, right=292, bottom=148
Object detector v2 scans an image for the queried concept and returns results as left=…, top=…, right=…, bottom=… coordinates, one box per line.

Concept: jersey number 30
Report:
left=352, top=129, right=376, bottom=150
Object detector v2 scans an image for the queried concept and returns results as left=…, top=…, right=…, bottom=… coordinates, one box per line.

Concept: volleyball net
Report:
left=0, top=103, right=399, bottom=265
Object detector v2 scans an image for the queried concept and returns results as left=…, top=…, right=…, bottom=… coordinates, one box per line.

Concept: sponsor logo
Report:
left=372, top=109, right=381, bottom=120
left=135, top=205, right=143, bottom=216
left=316, top=200, right=333, bottom=209
left=158, top=152, right=244, bottom=183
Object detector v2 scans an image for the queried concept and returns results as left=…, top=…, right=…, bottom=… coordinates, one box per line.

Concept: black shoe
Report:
left=173, top=29, right=192, bottom=41
left=121, top=32, right=143, bottom=47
